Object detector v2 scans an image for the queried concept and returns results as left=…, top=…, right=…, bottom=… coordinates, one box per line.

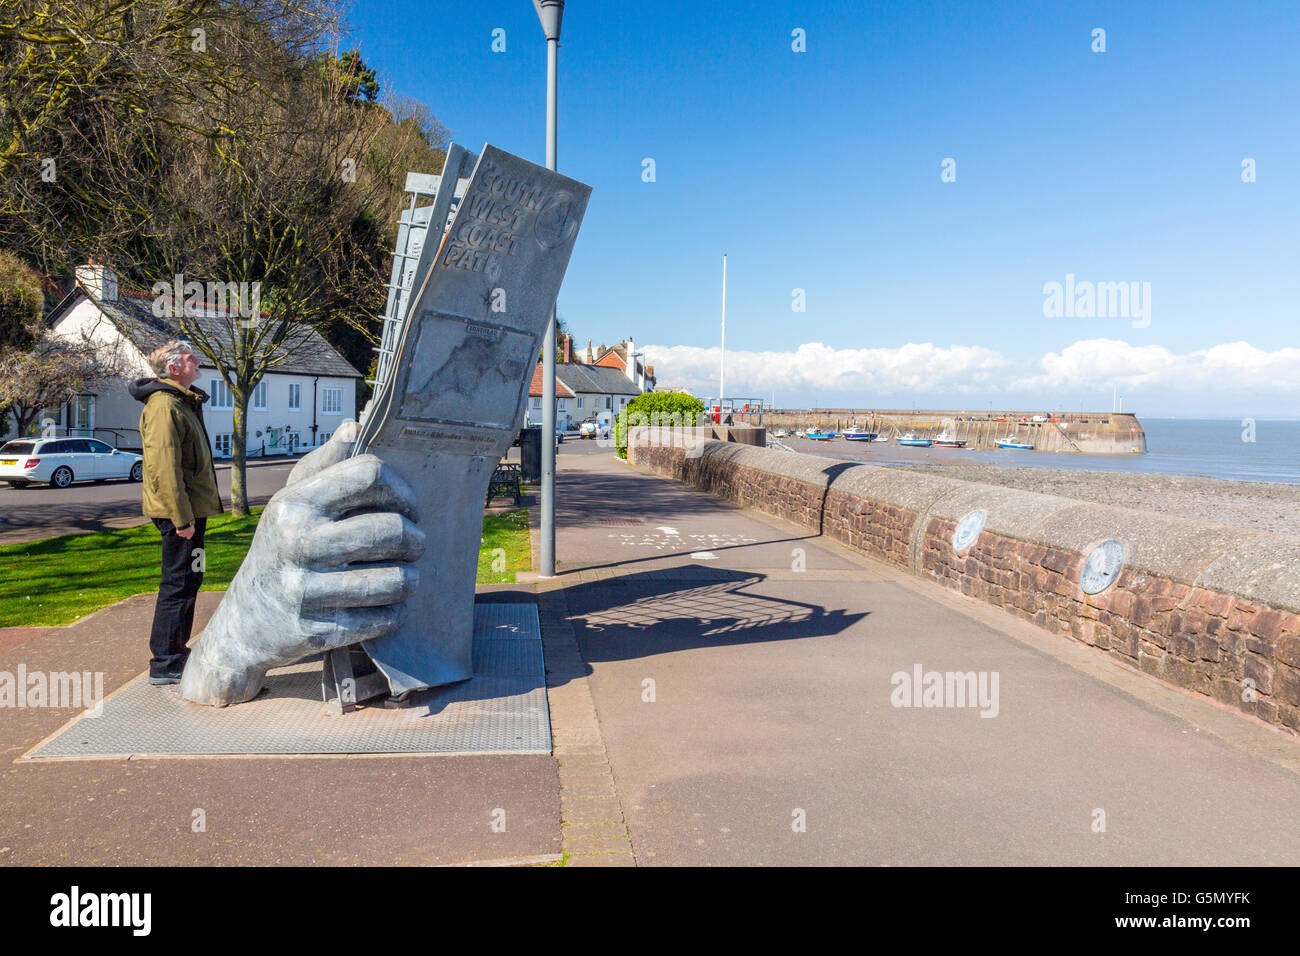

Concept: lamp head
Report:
left=533, top=0, right=564, bottom=40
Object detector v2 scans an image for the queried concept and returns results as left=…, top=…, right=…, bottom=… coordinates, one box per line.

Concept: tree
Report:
left=334, top=50, right=379, bottom=103
left=0, top=1, right=449, bottom=514
left=615, top=391, right=705, bottom=459
left=0, top=250, right=45, bottom=432
left=0, top=291, right=129, bottom=440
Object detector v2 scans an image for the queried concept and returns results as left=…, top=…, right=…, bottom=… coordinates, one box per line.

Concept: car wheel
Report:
left=50, top=466, right=74, bottom=488
left=130, top=461, right=143, bottom=482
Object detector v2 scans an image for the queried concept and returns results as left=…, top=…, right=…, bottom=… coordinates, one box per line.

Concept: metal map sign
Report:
left=357, top=144, right=591, bottom=694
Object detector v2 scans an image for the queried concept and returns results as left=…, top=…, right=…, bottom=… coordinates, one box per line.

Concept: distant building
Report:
left=526, top=336, right=653, bottom=429
left=588, top=336, right=655, bottom=391
left=524, top=363, right=577, bottom=429
left=27, top=265, right=362, bottom=456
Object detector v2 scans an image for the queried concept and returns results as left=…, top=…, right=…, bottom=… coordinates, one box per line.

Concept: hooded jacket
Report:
left=128, top=377, right=224, bottom=527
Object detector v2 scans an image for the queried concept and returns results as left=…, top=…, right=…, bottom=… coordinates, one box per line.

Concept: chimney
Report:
left=75, top=261, right=118, bottom=303
left=563, top=333, right=571, bottom=364
left=586, top=339, right=594, bottom=364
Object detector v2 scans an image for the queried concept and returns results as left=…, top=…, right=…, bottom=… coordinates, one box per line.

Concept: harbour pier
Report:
left=761, top=409, right=1147, bottom=454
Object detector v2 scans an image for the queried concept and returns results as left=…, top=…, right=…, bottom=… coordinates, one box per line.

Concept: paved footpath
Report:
left=542, top=451, right=1300, bottom=866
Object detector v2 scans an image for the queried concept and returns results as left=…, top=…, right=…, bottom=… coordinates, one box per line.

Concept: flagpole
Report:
left=719, top=253, right=727, bottom=421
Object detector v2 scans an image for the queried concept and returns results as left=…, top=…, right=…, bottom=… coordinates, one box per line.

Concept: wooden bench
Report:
left=485, top=462, right=523, bottom=507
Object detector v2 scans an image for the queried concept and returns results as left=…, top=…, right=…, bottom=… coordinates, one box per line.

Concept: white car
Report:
left=0, top=437, right=144, bottom=488
left=579, top=419, right=611, bottom=439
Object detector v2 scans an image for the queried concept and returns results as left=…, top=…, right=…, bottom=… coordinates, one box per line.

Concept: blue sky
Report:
left=346, top=1, right=1299, bottom=416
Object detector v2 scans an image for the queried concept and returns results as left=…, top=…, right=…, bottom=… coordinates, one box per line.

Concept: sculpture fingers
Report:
left=299, top=513, right=425, bottom=567
left=300, top=564, right=419, bottom=610
left=303, top=604, right=408, bottom=646
left=292, top=454, right=419, bottom=521
left=286, top=419, right=361, bottom=487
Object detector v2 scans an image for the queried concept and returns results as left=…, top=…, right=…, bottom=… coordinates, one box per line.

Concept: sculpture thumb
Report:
left=286, top=419, right=361, bottom=487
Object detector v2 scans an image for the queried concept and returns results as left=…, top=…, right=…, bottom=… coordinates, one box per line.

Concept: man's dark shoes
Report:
left=148, top=672, right=183, bottom=685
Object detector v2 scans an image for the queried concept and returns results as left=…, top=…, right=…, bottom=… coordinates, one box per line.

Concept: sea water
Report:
left=803, top=418, right=1300, bottom=484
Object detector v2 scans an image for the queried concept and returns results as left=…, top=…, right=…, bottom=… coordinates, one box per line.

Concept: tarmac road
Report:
left=0, top=437, right=614, bottom=546
left=0, top=458, right=297, bottom=544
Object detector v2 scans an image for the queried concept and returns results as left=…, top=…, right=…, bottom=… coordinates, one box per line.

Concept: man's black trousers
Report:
left=148, top=517, right=207, bottom=678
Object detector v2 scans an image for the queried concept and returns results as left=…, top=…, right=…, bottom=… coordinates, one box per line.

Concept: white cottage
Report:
left=38, top=266, right=362, bottom=456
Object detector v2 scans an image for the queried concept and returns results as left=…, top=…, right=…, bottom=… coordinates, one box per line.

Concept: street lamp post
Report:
left=534, top=0, right=563, bottom=577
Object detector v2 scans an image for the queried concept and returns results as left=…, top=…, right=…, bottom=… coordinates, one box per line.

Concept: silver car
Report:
left=0, top=437, right=144, bottom=488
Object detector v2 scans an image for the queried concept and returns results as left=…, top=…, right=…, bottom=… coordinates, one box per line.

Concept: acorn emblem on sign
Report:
left=535, top=191, right=577, bottom=249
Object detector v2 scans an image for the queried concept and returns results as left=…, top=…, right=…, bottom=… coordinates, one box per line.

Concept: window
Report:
left=87, top=440, right=113, bottom=454
left=577, top=397, right=584, bottom=409
left=214, top=434, right=231, bottom=456
left=318, top=432, right=331, bottom=445
left=532, top=397, right=541, bottom=409
left=620, top=396, right=628, bottom=406
left=253, top=380, right=267, bottom=410
left=210, top=379, right=233, bottom=410
left=288, top=382, right=301, bottom=412
left=558, top=398, right=567, bottom=410
left=322, top=387, right=342, bottom=415
left=605, top=396, right=611, bottom=409
left=69, top=395, right=94, bottom=434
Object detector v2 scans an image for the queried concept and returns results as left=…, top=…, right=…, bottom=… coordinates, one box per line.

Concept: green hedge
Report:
left=615, top=392, right=706, bottom=459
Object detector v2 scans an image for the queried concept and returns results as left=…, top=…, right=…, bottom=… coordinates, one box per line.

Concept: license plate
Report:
left=0, top=459, right=15, bottom=465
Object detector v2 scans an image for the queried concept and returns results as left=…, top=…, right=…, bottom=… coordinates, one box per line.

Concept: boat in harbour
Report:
left=933, top=430, right=967, bottom=448
left=842, top=429, right=878, bottom=442
left=996, top=437, right=1034, bottom=450
left=806, top=430, right=836, bottom=441
left=897, top=432, right=933, bottom=447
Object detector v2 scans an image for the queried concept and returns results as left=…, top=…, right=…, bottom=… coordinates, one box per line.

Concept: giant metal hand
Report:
left=180, top=422, right=425, bottom=706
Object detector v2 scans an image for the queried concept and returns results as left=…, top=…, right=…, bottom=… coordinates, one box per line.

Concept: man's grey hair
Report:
left=147, top=339, right=196, bottom=378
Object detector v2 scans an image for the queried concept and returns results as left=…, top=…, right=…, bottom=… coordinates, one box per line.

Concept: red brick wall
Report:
left=633, top=443, right=1300, bottom=735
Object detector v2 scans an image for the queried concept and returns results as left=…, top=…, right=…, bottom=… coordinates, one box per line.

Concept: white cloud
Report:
left=643, top=341, right=1014, bottom=398
left=643, top=338, right=1300, bottom=410
left=1012, top=339, right=1300, bottom=393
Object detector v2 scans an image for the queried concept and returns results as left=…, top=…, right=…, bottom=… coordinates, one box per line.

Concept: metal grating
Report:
left=24, top=604, right=550, bottom=759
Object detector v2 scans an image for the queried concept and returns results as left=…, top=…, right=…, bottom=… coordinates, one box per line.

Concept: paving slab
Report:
left=24, top=604, right=549, bottom=759
left=0, top=590, right=560, bottom=865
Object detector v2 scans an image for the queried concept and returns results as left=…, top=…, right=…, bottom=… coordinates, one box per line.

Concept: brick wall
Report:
left=631, top=439, right=1300, bottom=735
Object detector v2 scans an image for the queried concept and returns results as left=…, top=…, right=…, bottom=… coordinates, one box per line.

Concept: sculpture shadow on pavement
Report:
left=554, top=566, right=869, bottom=678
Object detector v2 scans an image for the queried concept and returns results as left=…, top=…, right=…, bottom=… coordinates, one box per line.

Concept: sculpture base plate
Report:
left=22, top=604, right=549, bottom=759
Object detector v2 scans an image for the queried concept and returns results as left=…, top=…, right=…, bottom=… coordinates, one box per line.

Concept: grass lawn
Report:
left=477, top=509, right=532, bottom=584
left=0, top=510, right=263, bottom=628
left=0, top=507, right=534, bottom=628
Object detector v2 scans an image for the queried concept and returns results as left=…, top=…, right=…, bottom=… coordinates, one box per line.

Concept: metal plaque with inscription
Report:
left=952, top=510, right=986, bottom=553
left=357, top=144, right=591, bottom=694
left=1080, top=539, right=1126, bottom=595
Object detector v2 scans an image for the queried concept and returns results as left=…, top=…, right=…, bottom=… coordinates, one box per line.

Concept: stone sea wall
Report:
left=627, top=433, right=1300, bottom=735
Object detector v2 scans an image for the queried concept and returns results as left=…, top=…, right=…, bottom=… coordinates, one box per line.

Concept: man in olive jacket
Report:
left=127, top=340, right=224, bottom=684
